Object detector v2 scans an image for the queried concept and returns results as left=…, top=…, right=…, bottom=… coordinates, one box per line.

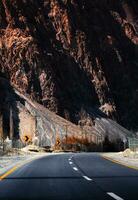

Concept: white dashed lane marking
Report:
left=107, top=192, right=124, bottom=200
left=68, top=156, right=92, bottom=182
left=82, top=176, right=92, bottom=181
left=68, top=157, right=124, bottom=199
left=73, top=167, right=78, bottom=171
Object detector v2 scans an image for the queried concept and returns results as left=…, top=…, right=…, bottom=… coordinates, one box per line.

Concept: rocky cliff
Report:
left=0, top=78, right=132, bottom=152
left=0, top=0, right=138, bottom=131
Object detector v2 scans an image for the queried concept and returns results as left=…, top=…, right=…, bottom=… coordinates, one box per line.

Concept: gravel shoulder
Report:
left=102, top=152, right=138, bottom=169
left=0, top=153, right=48, bottom=175
left=0, top=145, right=66, bottom=176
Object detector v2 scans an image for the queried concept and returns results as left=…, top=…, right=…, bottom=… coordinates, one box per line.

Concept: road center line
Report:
left=70, top=155, right=92, bottom=181
left=70, top=156, right=73, bottom=159
left=107, top=192, right=124, bottom=200
left=73, top=167, right=78, bottom=171
left=83, top=175, right=92, bottom=181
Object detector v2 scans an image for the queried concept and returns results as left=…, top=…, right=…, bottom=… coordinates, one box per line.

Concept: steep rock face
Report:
left=0, top=77, right=20, bottom=139
left=0, top=0, right=138, bottom=130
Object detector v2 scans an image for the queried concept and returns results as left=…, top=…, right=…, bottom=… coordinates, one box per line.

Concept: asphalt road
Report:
left=0, top=153, right=138, bottom=200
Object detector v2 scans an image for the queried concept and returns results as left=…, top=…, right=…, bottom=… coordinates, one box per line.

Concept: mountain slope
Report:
left=0, top=77, right=132, bottom=152
left=0, top=0, right=138, bottom=131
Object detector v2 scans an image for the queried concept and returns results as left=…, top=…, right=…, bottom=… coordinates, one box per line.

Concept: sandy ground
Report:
left=0, top=155, right=32, bottom=174
left=102, top=152, right=138, bottom=169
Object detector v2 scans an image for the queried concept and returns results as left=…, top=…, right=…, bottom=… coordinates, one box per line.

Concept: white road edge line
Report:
left=69, top=162, right=73, bottom=165
left=107, top=192, right=124, bottom=200
left=73, top=167, right=78, bottom=171
left=83, top=176, right=92, bottom=181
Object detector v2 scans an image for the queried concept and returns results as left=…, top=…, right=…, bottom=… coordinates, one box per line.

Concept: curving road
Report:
left=0, top=153, right=138, bottom=200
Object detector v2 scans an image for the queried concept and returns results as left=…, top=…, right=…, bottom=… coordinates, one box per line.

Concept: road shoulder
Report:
left=0, top=153, right=47, bottom=178
left=101, top=152, right=138, bottom=170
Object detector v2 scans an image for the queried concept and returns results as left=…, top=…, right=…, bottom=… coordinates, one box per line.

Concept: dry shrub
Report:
left=62, top=135, right=89, bottom=145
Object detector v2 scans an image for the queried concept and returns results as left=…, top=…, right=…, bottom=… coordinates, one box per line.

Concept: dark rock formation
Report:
left=0, top=76, right=20, bottom=139
left=0, top=0, right=138, bottom=131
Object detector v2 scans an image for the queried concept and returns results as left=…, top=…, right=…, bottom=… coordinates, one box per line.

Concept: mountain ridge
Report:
left=0, top=0, right=138, bottom=132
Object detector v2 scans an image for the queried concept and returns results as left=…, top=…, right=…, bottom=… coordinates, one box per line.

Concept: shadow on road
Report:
left=2, top=175, right=138, bottom=180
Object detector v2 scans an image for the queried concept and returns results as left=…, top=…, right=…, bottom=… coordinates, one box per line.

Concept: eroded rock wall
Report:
left=0, top=0, right=138, bottom=130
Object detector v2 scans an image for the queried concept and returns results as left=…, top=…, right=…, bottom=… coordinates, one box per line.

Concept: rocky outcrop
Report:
left=0, top=77, right=20, bottom=139
left=0, top=0, right=138, bottom=131
left=0, top=78, right=133, bottom=152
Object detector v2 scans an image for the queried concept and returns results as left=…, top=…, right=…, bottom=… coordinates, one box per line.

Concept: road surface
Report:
left=0, top=153, right=138, bottom=200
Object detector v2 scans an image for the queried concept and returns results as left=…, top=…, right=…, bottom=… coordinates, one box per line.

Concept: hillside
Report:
left=0, top=0, right=138, bottom=148
left=0, top=78, right=133, bottom=152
